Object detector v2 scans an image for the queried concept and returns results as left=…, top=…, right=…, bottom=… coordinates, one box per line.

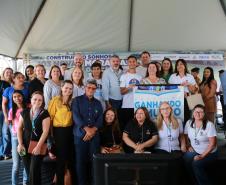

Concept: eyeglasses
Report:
left=86, top=86, right=96, bottom=90
left=160, top=107, right=171, bottom=111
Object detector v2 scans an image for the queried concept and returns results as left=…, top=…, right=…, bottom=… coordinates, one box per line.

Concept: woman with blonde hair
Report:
left=155, top=102, right=186, bottom=153
left=1, top=67, right=13, bottom=84
left=29, top=64, right=47, bottom=95
left=48, top=80, right=74, bottom=185
left=71, top=66, right=85, bottom=98
left=17, top=91, right=50, bottom=185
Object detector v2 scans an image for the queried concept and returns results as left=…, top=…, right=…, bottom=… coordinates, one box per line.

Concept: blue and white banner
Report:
left=134, top=85, right=184, bottom=122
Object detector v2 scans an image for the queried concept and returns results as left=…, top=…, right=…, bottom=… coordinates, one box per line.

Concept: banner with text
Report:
left=134, top=85, right=184, bottom=122
left=26, top=51, right=224, bottom=84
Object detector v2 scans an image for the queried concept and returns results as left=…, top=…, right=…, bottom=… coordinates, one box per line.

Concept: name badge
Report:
left=194, top=138, right=200, bottom=145
left=168, top=135, right=173, bottom=141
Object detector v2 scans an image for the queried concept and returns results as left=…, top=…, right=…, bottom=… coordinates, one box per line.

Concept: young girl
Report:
left=8, top=90, right=28, bottom=185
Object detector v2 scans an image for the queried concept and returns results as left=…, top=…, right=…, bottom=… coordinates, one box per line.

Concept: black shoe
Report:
left=0, top=156, right=4, bottom=160
left=219, top=125, right=225, bottom=129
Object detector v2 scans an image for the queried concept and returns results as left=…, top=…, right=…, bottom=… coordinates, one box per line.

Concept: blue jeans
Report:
left=183, top=151, right=217, bottom=185
left=11, top=134, right=28, bottom=185
left=0, top=111, right=4, bottom=156
left=2, top=121, right=11, bottom=156
left=109, top=98, right=122, bottom=109
left=75, top=135, right=100, bottom=185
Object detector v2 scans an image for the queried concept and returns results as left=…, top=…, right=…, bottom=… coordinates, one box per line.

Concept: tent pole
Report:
left=14, top=58, right=17, bottom=72
left=0, top=53, right=14, bottom=59
left=128, top=0, right=134, bottom=52
left=15, top=0, right=47, bottom=59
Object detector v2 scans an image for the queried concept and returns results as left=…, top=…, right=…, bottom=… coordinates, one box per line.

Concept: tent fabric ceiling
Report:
left=0, top=0, right=43, bottom=57
left=131, top=0, right=226, bottom=51
left=19, top=0, right=131, bottom=58
left=0, top=0, right=226, bottom=58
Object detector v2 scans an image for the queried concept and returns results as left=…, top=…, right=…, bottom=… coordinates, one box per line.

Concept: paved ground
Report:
left=0, top=157, right=55, bottom=185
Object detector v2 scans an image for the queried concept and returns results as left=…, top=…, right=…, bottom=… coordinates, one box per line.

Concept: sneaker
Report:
left=4, top=155, right=11, bottom=160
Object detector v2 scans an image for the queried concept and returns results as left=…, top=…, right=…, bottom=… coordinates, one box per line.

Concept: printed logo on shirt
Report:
left=97, top=84, right=102, bottom=89
left=146, top=130, right=151, bottom=135
left=129, top=79, right=140, bottom=85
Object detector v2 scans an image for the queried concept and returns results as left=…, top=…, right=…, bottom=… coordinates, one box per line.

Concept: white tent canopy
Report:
left=1, top=0, right=226, bottom=59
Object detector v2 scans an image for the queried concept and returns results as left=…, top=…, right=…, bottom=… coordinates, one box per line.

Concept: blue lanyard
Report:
left=194, top=124, right=203, bottom=139
left=31, top=109, right=42, bottom=130
left=165, top=121, right=172, bottom=137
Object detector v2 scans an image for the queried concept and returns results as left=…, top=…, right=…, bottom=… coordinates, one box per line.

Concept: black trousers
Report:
left=53, top=126, right=73, bottom=185
left=22, top=154, right=44, bottom=185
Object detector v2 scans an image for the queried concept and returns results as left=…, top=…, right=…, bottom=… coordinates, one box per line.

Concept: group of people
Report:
left=0, top=51, right=220, bottom=185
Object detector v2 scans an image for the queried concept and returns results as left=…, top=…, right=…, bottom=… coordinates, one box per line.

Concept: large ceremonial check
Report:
left=134, top=85, right=184, bottom=122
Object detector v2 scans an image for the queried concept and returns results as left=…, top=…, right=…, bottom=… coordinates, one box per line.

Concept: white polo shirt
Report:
left=168, top=73, right=196, bottom=93
left=184, top=120, right=217, bottom=154
left=155, top=119, right=183, bottom=152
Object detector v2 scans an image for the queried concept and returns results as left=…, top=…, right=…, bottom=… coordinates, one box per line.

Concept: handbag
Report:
left=105, top=145, right=122, bottom=154
left=28, top=140, right=47, bottom=155
left=186, top=93, right=205, bottom=110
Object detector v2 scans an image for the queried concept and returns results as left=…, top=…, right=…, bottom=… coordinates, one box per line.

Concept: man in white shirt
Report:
left=119, top=55, right=142, bottom=130
left=64, top=53, right=88, bottom=80
left=136, top=51, right=151, bottom=78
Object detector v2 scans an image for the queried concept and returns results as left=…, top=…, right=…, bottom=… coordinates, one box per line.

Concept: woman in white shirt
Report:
left=43, top=65, right=62, bottom=108
left=71, top=66, right=85, bottom=98
left=168, top=59, right=197, bottom=124
left=155, top=102, right=186, bottom=153
left=184, top=104, right=217, bottom=185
